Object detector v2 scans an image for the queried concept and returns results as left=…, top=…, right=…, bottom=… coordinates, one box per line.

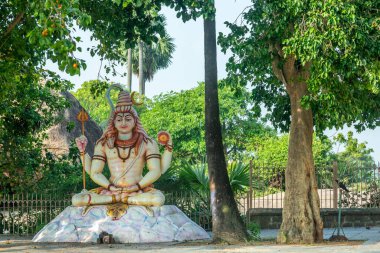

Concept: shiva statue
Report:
left=72, top=84, right=172, bottom=207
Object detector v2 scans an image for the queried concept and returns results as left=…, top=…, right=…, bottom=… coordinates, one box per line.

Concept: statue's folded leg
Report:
left=127, top=189, right=165, bottom=207
left=72, top=191, right=115, bottom=207
left=72, top=188, right=165, bottom=207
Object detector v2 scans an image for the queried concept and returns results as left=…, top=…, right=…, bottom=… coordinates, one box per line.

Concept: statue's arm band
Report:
left=107, top=183, right=115, bottom=191
left=146, top=154, right=161, bottom=160
left=92, top=155, right=106, bottom=162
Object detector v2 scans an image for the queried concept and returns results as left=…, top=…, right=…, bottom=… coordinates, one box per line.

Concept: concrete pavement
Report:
left=0, top=227, right=379, bottom=252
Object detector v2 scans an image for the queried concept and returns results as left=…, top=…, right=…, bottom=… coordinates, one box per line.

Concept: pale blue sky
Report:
left=47, top=0, right=380, bottom=161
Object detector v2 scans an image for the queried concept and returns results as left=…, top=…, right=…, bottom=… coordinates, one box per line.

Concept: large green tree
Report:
left=219, top=0, right=380, bottom=243
left=0, top=0, right=91, bottom=192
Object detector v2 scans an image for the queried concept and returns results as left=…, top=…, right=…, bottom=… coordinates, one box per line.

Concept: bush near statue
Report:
left=72, top=84, right=173, bottom=207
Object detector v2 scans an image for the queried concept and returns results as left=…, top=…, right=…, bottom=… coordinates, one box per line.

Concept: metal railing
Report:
left=0, top=192, right=71, bottom=235
left=1, top=161, right=378, bottom=235
left=0, top=191, right=215, bottom=235
left=244, top=161, right=380, bottom=209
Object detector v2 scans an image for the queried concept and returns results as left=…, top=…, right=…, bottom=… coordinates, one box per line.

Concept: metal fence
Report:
left=0, top=193, right=72, bottom=235
left=1, top=161, right=378, bottom=235
left=244, top=161, right=380, bottom=209
left=0, top=191, right=216, bottom=235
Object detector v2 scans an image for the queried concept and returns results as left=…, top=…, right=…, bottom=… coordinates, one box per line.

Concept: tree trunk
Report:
left=127, top=48, right=132, bottom=91
left=204, top=13, right=248, bottom=243
left=277, top=73, right=323, bottom=243
left=138, top=40, right=144, bottom=95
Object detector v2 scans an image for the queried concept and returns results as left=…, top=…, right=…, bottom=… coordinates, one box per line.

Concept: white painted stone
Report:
left=166, top=213, right=189, bottom=228
left=151, top=216, right=176, bottom=241
left=32, top=205, right=210, bottom=243
left=160, top=205, right=178, bottom=216
left=175, top=222, right=210, bottom=241
left=77, top=229, right=98, bottom=243
left=139, top=226, right=161, bottom=243
left=113, top=226, right=140, bottom=243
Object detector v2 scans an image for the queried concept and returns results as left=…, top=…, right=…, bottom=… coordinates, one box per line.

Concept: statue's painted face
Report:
left=114, top=112, right=135, bottom=134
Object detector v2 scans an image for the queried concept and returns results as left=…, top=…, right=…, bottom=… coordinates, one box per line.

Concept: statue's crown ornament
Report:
left=106, top=84, right=144, bottom=114
left=116, top=90, right=133, bottom=107
left=115, top=90, right=133, bottom=113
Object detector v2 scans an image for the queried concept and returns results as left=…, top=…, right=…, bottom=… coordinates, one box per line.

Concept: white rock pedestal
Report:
left=32, top=205, right=210, bottom=243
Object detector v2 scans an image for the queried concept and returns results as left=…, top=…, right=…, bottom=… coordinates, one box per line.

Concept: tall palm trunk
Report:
left=127, top=48, right=132, bottom=91
left=203, top=12, right=248, bottom=243
left=138, top=40, right=144, bottom=95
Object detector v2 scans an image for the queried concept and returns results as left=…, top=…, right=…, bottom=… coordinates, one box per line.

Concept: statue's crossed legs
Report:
left=72, top=188, right=165, bottom=207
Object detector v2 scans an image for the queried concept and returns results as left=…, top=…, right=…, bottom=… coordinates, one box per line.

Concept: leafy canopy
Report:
left=219, top=0, right=380, bottom=133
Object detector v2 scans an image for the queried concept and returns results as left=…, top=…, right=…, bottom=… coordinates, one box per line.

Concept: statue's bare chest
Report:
left=105, top=146, right=145, bottom=165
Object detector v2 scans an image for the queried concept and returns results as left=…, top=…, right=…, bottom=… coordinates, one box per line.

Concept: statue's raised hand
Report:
left=158, top=131, right=173, bottom=152
left=75, top=135, right=88, bottom=153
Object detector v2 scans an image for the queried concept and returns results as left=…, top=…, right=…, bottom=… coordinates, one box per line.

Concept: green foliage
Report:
left=179, top=161, right=209, bottom=195
left=228, top=162, right=250, bottom=194
left=140, top=82, right=273, bottom=161
left=247, top=221, right=261, bottom=241
left=0, top=0, right=85, bottom=193
left=35, top=144, right=83, bottom=194
left=161, top=0, right=216, bottom=21
left=249, top=134, right=334, bottom=167
left=0, top=0, right=90, bottom=192
left=80, top=0, right=168, bottom=75
left=333, top=131, right=375, bottom=166
left=176, top=160, right=250, bottom=196
left=71, top=80, right=119, bottom=129
left=218, top=0, right=380, bottom=133
left=1, top=0, right=91, bottom=75
left=331, top=131, right=376, bottom=188
left=0, top=71, right=73, bottom=192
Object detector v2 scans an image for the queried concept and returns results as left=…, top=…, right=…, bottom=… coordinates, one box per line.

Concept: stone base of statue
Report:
left=32, top=205, right=210, bottom=243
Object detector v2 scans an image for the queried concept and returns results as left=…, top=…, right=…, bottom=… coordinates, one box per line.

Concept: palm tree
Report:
left=127, top=48, right=132, bottom=91
left=123, top=16, right=175, bottom=95
left=203, top=4, right=248, bottom=242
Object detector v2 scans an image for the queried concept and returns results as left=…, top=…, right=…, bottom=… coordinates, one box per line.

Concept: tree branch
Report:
left=269, top=43, right=291, bottom=91
left=3, top=12, right=25, bottom=38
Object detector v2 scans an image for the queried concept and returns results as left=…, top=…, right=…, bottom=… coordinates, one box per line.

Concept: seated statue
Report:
left=72, top=84, right=172, bottom=207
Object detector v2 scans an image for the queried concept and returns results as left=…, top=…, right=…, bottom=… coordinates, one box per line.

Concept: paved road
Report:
left=1, top=227, right=380, bottom=253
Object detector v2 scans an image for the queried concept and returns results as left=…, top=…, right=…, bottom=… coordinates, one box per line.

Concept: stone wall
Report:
left=248, top=208, right=380, bottom=229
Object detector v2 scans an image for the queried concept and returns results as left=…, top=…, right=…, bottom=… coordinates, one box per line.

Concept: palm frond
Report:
left=228, top=161, right=250, bottom=194
left=179, top=161, right=209, bottom=194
